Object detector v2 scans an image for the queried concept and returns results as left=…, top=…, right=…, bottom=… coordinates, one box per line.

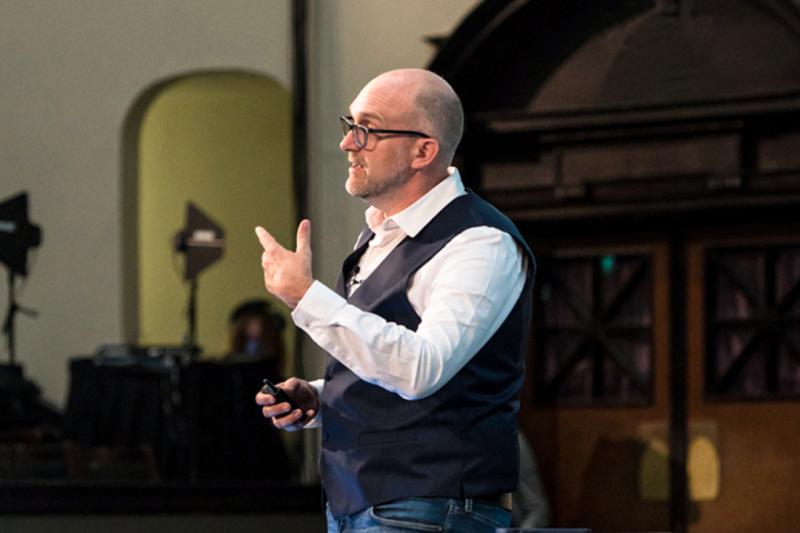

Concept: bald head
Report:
left=362, top=69, right=464, bottom=167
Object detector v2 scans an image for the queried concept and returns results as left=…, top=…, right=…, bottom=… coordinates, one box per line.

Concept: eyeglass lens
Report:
left=341, top=117, right=368, bottom=148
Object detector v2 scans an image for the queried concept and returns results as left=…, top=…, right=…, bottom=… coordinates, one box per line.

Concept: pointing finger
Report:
left=255, top=225, right=279, bottom=251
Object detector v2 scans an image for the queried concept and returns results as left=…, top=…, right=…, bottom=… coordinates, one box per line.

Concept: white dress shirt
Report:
left=292, top=168, right=526, bottom=413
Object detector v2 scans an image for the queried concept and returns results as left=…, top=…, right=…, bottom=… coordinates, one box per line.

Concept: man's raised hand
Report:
left=255, top=219, right=313, bottom=309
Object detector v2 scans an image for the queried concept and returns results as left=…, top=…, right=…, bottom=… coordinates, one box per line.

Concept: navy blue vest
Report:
left=320, top=191, right=535, bottom=518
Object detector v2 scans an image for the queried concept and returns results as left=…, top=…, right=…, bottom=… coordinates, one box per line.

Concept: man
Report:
left=255, top=68, right=535, bottom=532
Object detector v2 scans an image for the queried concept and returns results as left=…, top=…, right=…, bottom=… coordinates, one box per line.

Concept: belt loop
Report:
left=465, top=497, right=473, bottom=512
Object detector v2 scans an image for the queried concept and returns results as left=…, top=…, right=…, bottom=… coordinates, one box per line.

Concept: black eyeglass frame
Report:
left=340, top=115, right=431, bottom=148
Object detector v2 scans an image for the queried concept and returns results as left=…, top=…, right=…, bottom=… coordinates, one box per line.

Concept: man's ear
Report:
left=410, top=138, right=440, bottom=170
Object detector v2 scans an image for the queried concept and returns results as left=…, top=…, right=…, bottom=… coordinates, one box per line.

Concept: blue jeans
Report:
left=326, top=497, right=511, bottom=532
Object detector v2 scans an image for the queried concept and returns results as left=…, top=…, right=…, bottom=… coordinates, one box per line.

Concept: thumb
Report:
left=296, top=219, right=312, bottom=255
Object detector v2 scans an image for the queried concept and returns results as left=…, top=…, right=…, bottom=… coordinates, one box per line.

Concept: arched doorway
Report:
left=121, top=70, right=295, bottom=366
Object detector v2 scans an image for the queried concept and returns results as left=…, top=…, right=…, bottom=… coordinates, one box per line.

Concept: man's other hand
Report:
left=255, top=377, right=319, bottom=432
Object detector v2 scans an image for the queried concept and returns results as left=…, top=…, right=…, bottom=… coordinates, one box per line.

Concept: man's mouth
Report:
left=349, top=161, right=365, bottom=170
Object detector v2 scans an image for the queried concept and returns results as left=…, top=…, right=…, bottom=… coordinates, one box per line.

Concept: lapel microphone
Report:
left=348, top=265, right=364, bottom=291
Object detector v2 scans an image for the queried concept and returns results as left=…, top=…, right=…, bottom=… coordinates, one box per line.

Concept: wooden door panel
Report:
left=687, top=236, right=800, bottom=533
left=521, top=242, right=670, bottom=531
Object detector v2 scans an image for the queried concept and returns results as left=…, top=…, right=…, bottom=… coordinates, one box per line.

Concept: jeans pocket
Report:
left=465, top=501, right=511, bottom=529
left=368, top=500, right=444, bottom=532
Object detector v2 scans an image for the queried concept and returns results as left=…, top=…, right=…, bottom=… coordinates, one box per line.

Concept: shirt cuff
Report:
left=291, top=280, right=347, bottom=328
left=302, top=379, right=325, bottom=429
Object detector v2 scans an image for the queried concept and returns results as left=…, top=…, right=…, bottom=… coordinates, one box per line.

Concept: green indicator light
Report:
left=600, top=254, right=616, bottom=274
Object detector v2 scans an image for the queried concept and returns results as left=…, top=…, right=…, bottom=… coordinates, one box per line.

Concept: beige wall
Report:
left=0, top=0, right=478, bottom=410
left=0, top=0, right=291, bottom=406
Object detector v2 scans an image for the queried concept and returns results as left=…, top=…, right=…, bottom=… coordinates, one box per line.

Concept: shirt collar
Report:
left=364, top=167, right=466, bottom=238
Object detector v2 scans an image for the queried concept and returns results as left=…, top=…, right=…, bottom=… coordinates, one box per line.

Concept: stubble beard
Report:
left=346, top=163, right=412, bottom=202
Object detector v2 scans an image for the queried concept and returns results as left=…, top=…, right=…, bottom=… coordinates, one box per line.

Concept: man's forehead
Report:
left=348, top=109, right=384, bottom=124
left=349, top=82, right=415, bottom=123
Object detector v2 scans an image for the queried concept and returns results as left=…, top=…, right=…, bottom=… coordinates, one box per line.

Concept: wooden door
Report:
left=521, top=238, right=672, bottom=531
left=685, top=229, right=800, bottom=533
left=521, top=227, right=800, bottom=532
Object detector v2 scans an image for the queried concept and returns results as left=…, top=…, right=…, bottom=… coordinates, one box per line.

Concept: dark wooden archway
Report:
left=430, top=2, right=800, bottom=531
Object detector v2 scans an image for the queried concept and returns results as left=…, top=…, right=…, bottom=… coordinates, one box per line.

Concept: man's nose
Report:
left=339, top=130, right=358, bottom=152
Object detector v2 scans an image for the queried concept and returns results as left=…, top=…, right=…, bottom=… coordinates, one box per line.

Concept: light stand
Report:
left=173, top=202, right=225, bottom=359
left=170, top=202, right=224, bottom=480
left=2, top=271, right=38, bottom=366
left=183, top=278, right=199, bottom=357
left=0, top=191, right=54, bottom=432
left=0, top=192, right=41, bottom=365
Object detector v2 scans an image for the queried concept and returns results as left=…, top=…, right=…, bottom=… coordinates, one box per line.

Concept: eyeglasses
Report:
left=340, top=116, right=431, bottom=149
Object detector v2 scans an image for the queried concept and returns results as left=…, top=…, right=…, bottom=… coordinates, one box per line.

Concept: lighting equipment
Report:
left=0, top=192, right=42, bottom=364
left=172, top=202, right=225, bottom=357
